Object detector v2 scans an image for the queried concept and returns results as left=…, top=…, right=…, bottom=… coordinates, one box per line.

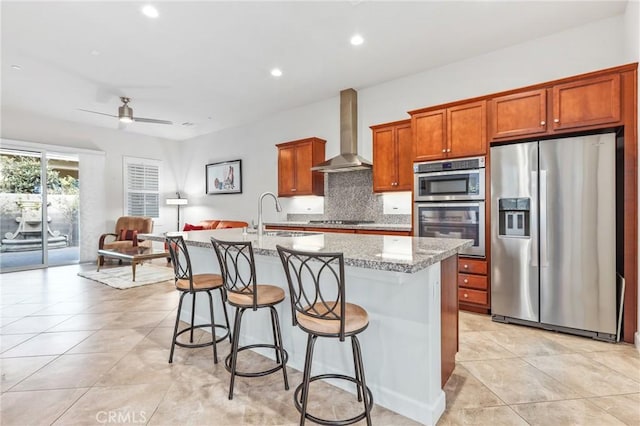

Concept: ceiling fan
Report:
left=79, top=97, right=173, bottom=125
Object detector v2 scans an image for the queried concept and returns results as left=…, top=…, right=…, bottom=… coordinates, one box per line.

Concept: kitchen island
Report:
left=140, top=229, right=471, bottom=425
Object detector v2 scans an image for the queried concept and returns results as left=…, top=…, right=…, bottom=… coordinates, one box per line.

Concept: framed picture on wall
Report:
left=206, top=159, right=242, bottom=194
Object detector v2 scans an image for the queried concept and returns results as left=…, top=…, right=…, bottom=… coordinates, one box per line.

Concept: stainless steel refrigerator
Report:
left=490, top=133, right=617, bottom=341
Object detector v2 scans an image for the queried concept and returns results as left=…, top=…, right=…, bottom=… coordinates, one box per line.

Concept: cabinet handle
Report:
left=540, top=121, right=546, bottom=126
left=447, top=149, right=451, bottom=153
left=291, top=188, right=297, bottom=192
left=463, top=264, right=469, bottom=269
left=554, top=118, right=560, bottom=123
left=463, top=293, right=469, bottom=298
left=464, top=279, right=468, bottom=284
left=442, top=149, right=446, bottom=153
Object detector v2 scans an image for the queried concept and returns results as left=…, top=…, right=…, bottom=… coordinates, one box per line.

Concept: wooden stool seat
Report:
left=176, top=273, right=223, bottom=291
left=227, top=284, right=285, bottom=307
left=297, top=302, right=369, bottom=336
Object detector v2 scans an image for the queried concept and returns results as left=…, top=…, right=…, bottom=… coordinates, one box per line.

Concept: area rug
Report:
left=78, top=264, right=174, bottom=289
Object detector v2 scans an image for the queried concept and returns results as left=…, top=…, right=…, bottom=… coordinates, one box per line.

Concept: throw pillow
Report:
left=183, top=223, right=205, bottom=231
left=119, top=229, right=139, bottom=246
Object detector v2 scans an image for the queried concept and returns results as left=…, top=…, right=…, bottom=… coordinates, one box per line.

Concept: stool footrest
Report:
left=224, top=343, right=289, bottom=378
left=294, top=374, right=374, bottom=426
left=174, top=323, right=230, bottom=349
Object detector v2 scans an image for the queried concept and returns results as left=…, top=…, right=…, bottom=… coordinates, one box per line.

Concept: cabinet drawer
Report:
left=458, top=288, right=488, bottom=305
left=458, top=273, right=487, bottom=290
left=458, top=258, right=487, bottom=275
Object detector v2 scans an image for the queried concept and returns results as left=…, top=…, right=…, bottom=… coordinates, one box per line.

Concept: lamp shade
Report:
left=166, top=198, right=188, bottom=206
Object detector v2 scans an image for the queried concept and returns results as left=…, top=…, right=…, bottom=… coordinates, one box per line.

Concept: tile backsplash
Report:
left=287, top=169, right=411, bottom=224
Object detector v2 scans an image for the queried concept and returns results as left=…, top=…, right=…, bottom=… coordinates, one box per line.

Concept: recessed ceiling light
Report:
left=270, top=68, right=283, bottom=77
left=10, top=64, right=22, bottom=70
left=350, top=34, right=364, bottom=46
left=141, top=4, right=159, bottom=18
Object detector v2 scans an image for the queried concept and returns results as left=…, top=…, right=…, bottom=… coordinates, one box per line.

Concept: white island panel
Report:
left=140, top=229, right=472, bottom=425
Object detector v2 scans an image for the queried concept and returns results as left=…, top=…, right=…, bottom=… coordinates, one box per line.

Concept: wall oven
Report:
left=414, top=156, right=485, bottom=201
left=414, top=156, right=486, bottom=257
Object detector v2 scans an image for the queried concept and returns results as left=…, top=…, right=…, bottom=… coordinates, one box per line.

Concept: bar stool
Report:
left=276, top=245, right=373, bottom=426
left=210, top=237, right=289, bottom=400
left=165, top=235, right=231, bottom=364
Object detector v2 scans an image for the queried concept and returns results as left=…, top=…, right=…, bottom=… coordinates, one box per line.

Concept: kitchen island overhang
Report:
left=140, top=229, right=471, bottom=425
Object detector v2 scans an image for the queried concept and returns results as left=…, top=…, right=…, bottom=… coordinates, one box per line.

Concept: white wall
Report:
left=179, top=14, right=627, bottom=225
left=0, top=108, right=179, bottom=251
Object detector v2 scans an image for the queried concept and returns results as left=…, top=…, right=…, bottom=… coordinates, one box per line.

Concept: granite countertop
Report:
left=140, top=228, right=471, bottom=274
left=264, top=221, right=412, bottom=232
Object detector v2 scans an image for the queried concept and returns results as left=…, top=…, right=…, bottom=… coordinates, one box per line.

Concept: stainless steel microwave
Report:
left=414, top=157, right=485, bottom=202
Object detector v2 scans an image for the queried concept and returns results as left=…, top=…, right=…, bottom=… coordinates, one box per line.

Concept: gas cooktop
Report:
left=308, top=220, right=375, bottom=225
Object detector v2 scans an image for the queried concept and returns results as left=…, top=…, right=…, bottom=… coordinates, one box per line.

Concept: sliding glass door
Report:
left=0, top=148, right=79, bottom=271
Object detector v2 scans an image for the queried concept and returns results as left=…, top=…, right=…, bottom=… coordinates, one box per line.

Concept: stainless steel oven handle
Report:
left=415, top=169, right=481, bottom=177
left=415, top=202, right=483, bottom=208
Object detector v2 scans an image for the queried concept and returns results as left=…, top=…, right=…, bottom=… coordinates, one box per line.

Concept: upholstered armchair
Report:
left=98, top=216, right=154, bottom=252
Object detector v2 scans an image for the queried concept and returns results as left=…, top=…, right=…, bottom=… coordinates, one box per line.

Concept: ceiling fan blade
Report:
left=78, top=108, right=118, bottom=118
left=132, top=116, right=173, bottom=125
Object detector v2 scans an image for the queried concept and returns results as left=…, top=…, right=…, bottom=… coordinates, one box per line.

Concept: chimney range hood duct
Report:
left=311, top=88, right=372, bottom=173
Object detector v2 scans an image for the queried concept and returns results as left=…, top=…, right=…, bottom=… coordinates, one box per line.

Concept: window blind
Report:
left=124, top=157, right=160, bottom=218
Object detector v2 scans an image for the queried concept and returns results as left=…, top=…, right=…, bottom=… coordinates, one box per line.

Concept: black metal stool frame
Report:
left=277, top=245, right=373, bottom=426
left=211, top=237, right=289, bottom=400
left=166, top=235, right=231, bottom=364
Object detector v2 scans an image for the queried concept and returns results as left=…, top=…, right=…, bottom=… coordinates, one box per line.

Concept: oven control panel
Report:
left=414, top=156, right=485, bottom=173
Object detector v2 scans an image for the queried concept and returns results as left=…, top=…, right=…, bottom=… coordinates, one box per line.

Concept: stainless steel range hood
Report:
left=311, top=88, right=372, bottom=173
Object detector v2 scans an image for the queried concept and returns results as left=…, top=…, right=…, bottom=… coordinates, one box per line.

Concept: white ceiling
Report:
left=1, top=1, right=629, bottom=141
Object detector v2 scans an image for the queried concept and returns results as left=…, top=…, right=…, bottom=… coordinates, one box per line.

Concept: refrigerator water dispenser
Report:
left=498, top=198, right=530, bottom=237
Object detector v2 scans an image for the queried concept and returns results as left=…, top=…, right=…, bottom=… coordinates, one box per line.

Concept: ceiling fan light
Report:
left=118, top=104, right=134, bottom=122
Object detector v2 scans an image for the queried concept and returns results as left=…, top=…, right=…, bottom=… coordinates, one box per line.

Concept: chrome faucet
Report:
left=257, top=191, right=282, bottom=237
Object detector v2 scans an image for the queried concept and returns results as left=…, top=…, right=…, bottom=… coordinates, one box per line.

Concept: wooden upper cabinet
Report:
left=412, top=101, right=486, bottom=161
left=489, top=89, right=547, bottom=140
left=448, top=100, right=487, bottom=158
left=552, top=73, right=621, bottom=131
left=396, top=122, right=413, bottom=190
left=371, top=119, right=413, bottom=192
left=277, top=145, right=296, bottom=196
left=276, top=137, right=326, bottom=197
left=412, top=109, right=446, bottom=161
left=488, top=73, right=622, bottom=142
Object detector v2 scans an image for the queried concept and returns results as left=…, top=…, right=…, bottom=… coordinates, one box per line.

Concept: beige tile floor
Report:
left=0, top=263, right=638, bottom=425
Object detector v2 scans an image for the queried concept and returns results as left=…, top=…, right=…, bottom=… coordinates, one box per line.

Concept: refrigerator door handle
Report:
left=540, top=170, right=548, bottom=267
left=531, top=171, right=538, bottom=267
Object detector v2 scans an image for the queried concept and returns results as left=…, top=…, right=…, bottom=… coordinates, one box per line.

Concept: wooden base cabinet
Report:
left=458, top=257, right=489, bottom=312
left=371, top=119, right=413, bottom=192
left=276, top=137, right=326, bottom=197
left=412, top=100, right=487, bottom=162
